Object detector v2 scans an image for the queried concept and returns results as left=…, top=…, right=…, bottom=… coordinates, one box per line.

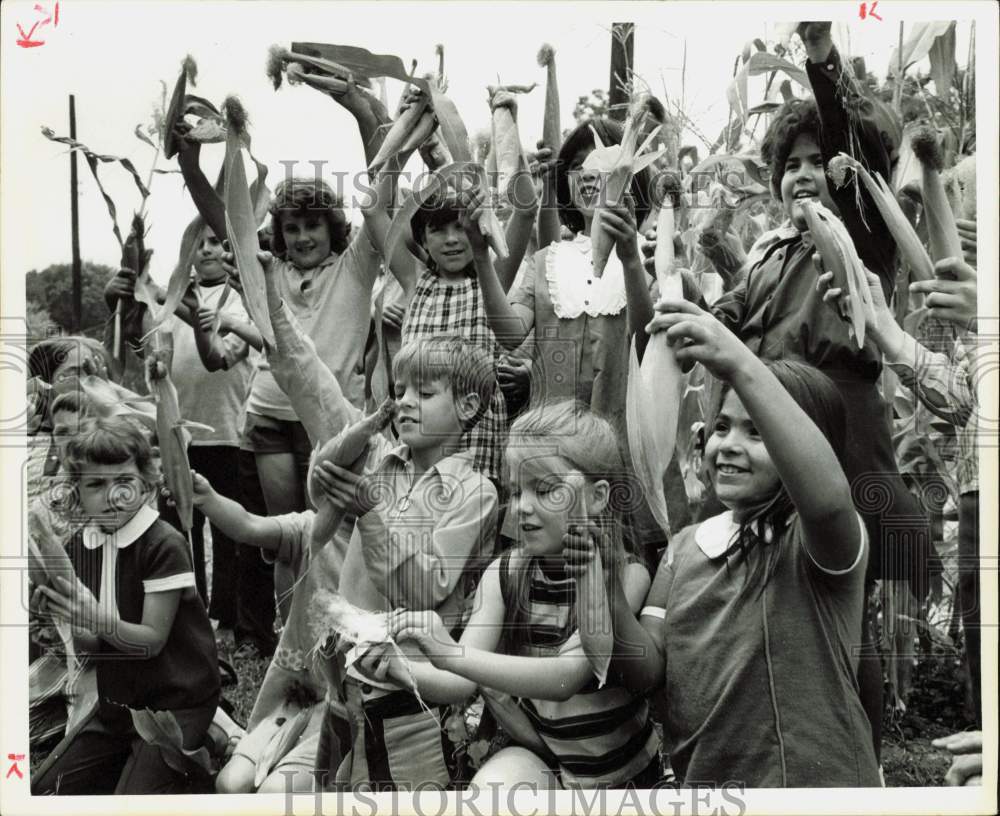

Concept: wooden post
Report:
left=69, top=94, right=82, bottom=334
left=609, top=23, right=635, bottom=121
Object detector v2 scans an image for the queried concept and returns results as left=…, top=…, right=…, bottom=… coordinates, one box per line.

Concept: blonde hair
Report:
left=503, top=400, right=640, bottom=653
left=392, top=336, right=496, bottom=430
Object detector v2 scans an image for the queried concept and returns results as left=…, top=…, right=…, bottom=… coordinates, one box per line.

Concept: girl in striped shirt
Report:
left=386, top=400, right=661, bottom=789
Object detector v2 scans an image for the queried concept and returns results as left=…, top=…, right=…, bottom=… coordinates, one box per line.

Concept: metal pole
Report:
left=69, top=94, right=82, bottom=334
left=609, top=23, right=635, bottom=121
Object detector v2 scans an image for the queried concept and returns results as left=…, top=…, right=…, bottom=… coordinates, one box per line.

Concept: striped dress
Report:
left=498, top=552, right=661, bottom=788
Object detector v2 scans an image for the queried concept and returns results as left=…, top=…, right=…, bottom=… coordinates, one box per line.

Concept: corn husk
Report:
left=368, top=94, right=431, bottom=172
left=487, top=86, right=530, bottom=205
left=131, top=707, right=212, bottom=776
left=267, top=45, right=368, bottom=91
left=163, top=56, right=226, bottom=159
left=254, top=706, right=312, bottom=788
left=827, top=152, right=934, bottom=282
left=626, top=183, right=683, bottom=538
left=537, top=44, right=561, bottom=152
left=145, top=333, right=213, bottom=532
left=586, top=99, right=667, bottom=277
left=223, top=117, right=275, bottom=347
left=307, top=399, right=397, bottom=555
left=911, top=127, right=964, bottom=263
left=799, top=199, right=877, bottom=348
left=565, top=472, right=613, bottom=688
left=27, top=502, right=75, bottom=589
left=76, top=374, right=158, bottom=431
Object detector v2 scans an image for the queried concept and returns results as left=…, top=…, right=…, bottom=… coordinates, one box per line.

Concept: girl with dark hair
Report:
left=590, top=299, right=880, bottom=787
left=472, top=116, right=663, bottom=554
left=31, top=416, right=220, bottom=794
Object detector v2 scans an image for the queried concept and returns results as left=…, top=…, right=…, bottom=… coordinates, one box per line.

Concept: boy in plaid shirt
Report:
left=397, top=187, right=514, bottom=487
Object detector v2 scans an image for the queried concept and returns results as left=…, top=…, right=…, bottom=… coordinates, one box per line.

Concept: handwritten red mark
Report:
left=859, top=1, right=882, bottom=21
left=16, top=2, right=59, bottom=48
left=6, top=753, right=25, bottom=779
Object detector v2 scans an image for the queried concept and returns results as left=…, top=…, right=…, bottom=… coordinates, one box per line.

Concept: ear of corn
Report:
left=911, top=127, right=964, bottom=263
left=799, top=199, right=876, bottom=348
left=223, top=123, right=276, bottom=347
left=566, top=471, right=613, bottom=688
left=308, top=399, right=397, bottom=556
left=130, top=708, right=212, bottom=776
left=626, top=184, right=682, bottom=540
left=537, top=45, right=561, bottom=153
left=827, top=152, right=934, bottom=282
left=255, top=707, right=312, bottom=788
left=146, top=333, right=197, bottom=532
left=487, top=88, right=527, bottom=206
left=368, top=95, right=432, bottom=172
left=28, top=503, right=75, bottom=589
left=397, top=111, right=438, bottom=155
left=587, top=99, right=666, bottom=277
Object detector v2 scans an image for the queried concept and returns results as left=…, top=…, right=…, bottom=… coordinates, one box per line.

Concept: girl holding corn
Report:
left=388, top=400, right=662, bottom=789
left=31, top=417, right=220, bottom=794
left=668, top=22, right=930, bottom=759
left=591, top=300, right=881, bottom=787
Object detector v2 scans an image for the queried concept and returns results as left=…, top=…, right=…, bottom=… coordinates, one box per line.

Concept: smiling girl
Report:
left=596, top=300, right=880, bottom=787
left=31, top=417, right=219, bottom=795
left=387, top=401, right=661, bottom=789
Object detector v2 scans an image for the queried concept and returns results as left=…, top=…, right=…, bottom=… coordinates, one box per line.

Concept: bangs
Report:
left=410, top=189, right=465, bottom=243
left=392, top=340, right=454, bottom=389
left=506, top=446, right=570, bottom=485
left=63, top=418, right=155, bottom=483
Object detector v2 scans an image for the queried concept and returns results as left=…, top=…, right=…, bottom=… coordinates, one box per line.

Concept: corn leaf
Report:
left=40, top=128, right=150, bottom=250
left=429, top=87, right=472, bottom=163
left=888, top=21, right=954, bottom=77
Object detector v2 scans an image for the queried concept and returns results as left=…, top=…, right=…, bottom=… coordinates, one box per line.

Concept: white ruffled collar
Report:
left=545, top=233, right=627, bottom=319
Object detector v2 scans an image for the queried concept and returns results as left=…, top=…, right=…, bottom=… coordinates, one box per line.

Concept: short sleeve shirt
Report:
left=165, top=282, right=253, bottom=446
left=248, top=225, right=381, bottom=420
left=67, top=514, right=220, bottom=714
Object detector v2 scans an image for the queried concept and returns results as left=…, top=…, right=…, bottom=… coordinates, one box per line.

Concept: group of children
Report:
left=25, top=21, right=981, bottom=795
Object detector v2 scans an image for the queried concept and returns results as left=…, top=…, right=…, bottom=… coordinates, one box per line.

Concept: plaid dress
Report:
left=402, top=264, right=507, bottom=484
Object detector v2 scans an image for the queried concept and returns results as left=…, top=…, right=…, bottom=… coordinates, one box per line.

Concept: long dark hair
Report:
left=716, top=360, right=847, bottom=598
left=554, top=117, right=654, bottom=235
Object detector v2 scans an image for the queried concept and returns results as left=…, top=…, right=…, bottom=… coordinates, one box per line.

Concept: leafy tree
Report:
left=25, top=262, right=116, bottom=339
left=573, top=88, right=610, bottom=124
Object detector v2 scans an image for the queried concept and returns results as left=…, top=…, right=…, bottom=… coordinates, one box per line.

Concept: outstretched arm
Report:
left=648, top=299, right=860, bottom=571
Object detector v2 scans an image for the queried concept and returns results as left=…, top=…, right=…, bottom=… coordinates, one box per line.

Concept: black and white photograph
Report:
left=0, top=1, right=996, bottom=813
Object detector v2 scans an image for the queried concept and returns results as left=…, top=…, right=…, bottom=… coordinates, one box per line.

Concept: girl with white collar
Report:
left=32, top=417, right=219, bottom=795
left=573, top=301, right=880, bottom=787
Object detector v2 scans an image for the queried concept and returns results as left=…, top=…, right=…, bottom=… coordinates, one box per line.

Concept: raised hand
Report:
left=645, top=298, right=752, bottom=381
left=909, top=257, right=977, bottom=332
left=598, top=200, right=640, bottom=263
left=458, top=187, right=491, bottom=253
